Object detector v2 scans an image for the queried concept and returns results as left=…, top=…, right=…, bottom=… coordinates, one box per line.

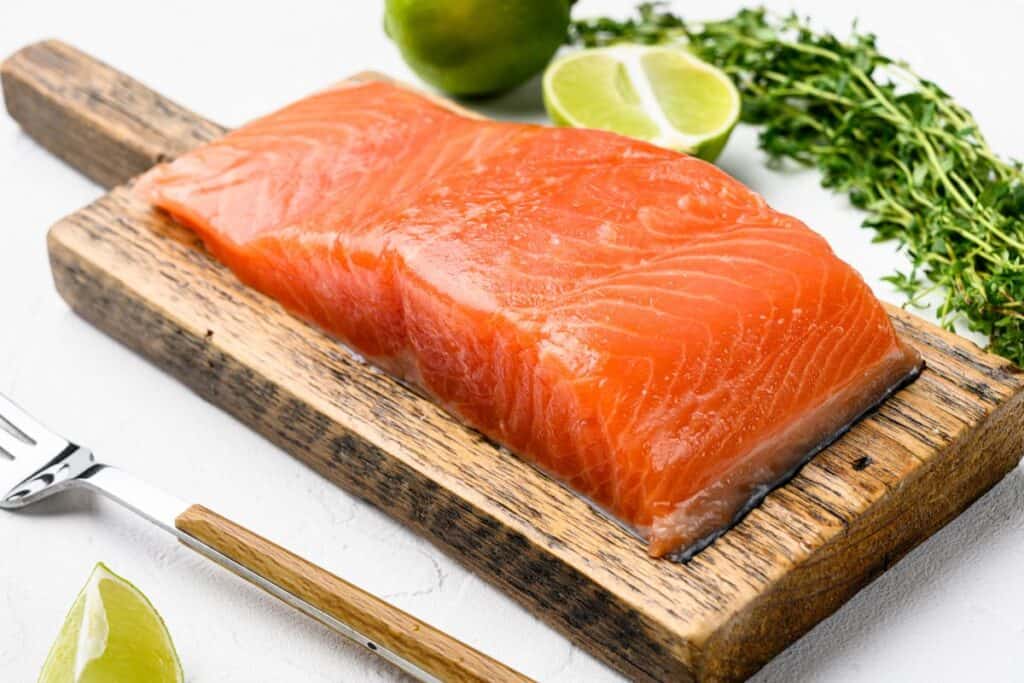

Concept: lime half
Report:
left=543, top=46, right=741, bottom=161
left=38, top=563, right=183, bottom=683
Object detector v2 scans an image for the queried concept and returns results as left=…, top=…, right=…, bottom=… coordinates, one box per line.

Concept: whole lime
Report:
left=384, top=0, right=571, bottom=97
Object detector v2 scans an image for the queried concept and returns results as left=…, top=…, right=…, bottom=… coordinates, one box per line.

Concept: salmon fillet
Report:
left=136, top=80, right=922, bottom=558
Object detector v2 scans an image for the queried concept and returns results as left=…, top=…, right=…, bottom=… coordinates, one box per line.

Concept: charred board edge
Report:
left=698, top=380, right=1024, bottom=679
left=47, top=229, right=691, bottom=682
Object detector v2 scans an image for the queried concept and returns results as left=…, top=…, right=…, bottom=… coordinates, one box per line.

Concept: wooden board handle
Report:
left=176, top=504, right=530, bottom=683
left=1, top=39, right=223, bottom=189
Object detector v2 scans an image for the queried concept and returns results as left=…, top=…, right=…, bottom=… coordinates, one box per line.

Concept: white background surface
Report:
left=2, top=1, right=1023, bottom=681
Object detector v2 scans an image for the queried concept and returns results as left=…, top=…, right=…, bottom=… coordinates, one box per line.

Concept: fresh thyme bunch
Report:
left=570, top=4, right=1024, bottom=366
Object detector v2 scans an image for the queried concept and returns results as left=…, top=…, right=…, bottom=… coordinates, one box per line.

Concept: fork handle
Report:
left=175, top=505, right=529, bottom=683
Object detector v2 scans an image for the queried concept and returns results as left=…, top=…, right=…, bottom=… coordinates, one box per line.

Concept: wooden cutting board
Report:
left=5, top=40, right=1024, bottom=683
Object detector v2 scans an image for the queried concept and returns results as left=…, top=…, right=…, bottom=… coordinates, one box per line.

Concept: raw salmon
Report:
left=135, top=80, right=922, bottom=558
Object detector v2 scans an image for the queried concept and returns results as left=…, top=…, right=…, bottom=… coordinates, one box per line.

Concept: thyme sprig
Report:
left=570, top=4, right=1024, bottom=366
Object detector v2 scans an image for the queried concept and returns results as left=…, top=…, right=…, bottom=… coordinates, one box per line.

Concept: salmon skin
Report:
left=136, top=80, right=922, bottom=559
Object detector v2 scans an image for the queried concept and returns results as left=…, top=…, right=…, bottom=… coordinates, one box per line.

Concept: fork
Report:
left=0, top=392, right=528, bottom=683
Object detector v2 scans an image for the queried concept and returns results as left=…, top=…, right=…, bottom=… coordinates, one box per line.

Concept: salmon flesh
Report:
left=135, top=81, right=922, bottom=558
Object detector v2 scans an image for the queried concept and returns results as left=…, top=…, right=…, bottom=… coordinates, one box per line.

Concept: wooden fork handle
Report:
left=175, top=504, right=531, bottom=683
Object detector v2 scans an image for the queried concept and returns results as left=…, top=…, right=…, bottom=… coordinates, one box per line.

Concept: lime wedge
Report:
left=543, top=45, right=741, bottom=161
left=38, top=563, right=183, bottom=683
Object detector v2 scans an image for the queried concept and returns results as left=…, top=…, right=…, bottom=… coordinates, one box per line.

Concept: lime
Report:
left=384, top=0, right=571, bottom=97
left=543, top=46, right=741, bottom=161
left=38, top=563, right=183, bottom=683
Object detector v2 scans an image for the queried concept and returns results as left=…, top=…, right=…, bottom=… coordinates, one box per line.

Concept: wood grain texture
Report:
left=7, top=40, right=1024, bottom=682
left=1, top=40, right=224, bottom=187
left=176, top=505, right=530, bottom=683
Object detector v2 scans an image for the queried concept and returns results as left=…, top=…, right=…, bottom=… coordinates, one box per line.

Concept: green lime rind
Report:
left=385, top=0, right=571, bottom=97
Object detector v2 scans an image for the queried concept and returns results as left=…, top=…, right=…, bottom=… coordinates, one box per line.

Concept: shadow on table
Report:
left=8, top=486, right=97, bottom=517
left=457, top=74, right=546, bottom=123
left=751, top=464, right=1024, bottom=682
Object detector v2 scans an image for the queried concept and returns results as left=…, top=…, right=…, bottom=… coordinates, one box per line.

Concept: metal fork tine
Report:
left=0, top=393, right=63, bottom=459
left=0, top=393, right=46, bottom=441
left=0, top=428, right=27, bottom=460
